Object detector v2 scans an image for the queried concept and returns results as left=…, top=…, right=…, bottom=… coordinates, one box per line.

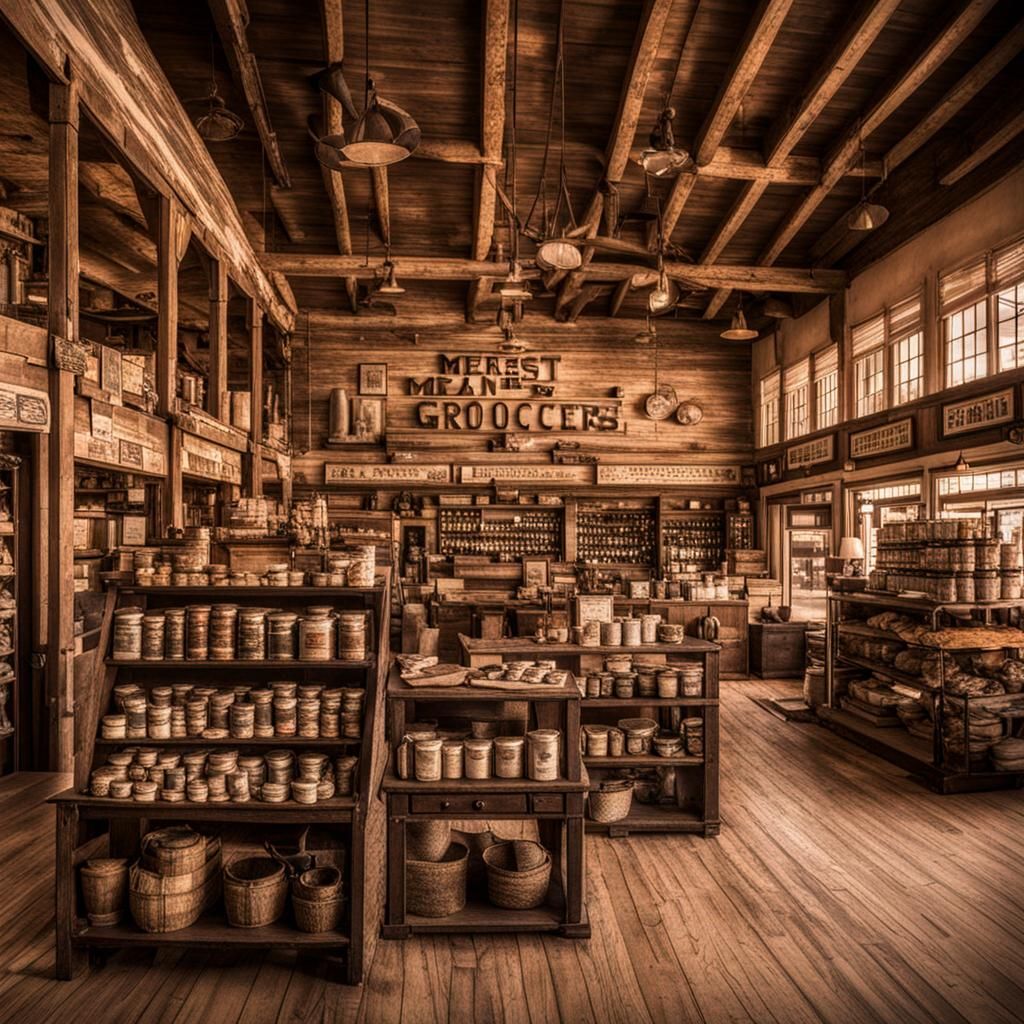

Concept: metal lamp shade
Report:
left=535, top=239, right=582, bottom=271
left=838, top=537, right=865, bottom=561
left=847, top=199, right=889, bottom=231
left=720, top=308, right=758, bottom=341
left=341, top=96, right=421, bottom=166
left=638, top=146, right=693, bottom=178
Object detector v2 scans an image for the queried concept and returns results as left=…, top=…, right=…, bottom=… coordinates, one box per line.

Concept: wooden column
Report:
left=155, top=196, right=181, bottom=418
left=248, top=297, right=263, bottom=497
left=47, top=79, right=79, bottom=774
left=207, top=259, right=229, bottom=422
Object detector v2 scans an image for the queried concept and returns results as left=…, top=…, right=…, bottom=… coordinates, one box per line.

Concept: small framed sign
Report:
left=358, top=363, right=388, bottom=396
left=522, top=556, right=550, bottom=589
left=121, top=515, right=148, bottom=546
left=942, top=387, right=1015, bottom=437
left=849, top=417, right=914, bottom=459
left=786, top=434, right=834, bottom=470
left=574, top=594, right=614, bottom=626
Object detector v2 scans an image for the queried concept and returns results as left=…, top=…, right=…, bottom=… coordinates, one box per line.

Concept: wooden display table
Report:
left=459, top=636, right=720, bottom=836
left=382, top=666, right=589, bottom=938
left=51, top=577, right=391, bottom=985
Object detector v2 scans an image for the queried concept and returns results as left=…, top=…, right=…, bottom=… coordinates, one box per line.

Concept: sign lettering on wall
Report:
left=408, top=353, right=622, bottom=433
left=942, top=387, right=1015, bottom=437
left=0, top=381, right=50, bottom=432
left=459, top=464, right=594, bottom=484
left=849, top=418, right=914, bottom=459
left=180, top=432, right=243, bottom=484
left=325, top=463, right=451, bottom=484
left=786, top=434, right=835, bottom=469
left=596, top=464, right=742, bottom=486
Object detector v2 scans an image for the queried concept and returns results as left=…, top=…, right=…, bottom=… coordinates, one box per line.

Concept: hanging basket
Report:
left=535, top=238, right=582, bottom=271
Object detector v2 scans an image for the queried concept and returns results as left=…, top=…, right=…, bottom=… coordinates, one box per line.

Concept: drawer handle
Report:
left=440, top=800, right=451, bottom=810
left=473, top=800, right=485, bottom=811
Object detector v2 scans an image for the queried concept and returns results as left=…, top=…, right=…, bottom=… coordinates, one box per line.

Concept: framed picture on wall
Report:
left=358, top=363, right=388, bottom=396
left=352, top=397, right=386, bottom=442
left=522, top=556, right=550, bottom=589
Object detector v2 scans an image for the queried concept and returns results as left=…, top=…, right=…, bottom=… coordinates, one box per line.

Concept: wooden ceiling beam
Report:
left=693, top=0, right=795, bottom=167
left=697, top=0, right=902, bottom=318
left=939, top=107, right=1024, bottom=187
left=207, top=0, right=290, bottom=189
left=320, top=0, right=358, bottom=314
left=467, top=0, right=511, bottom=321
left=557, top=0, right=674, bottom=312
left=884, top=18, right=1024, bottom=176
left=260, top=252, right=846, bottom=293
left=371, top=166, right=390, bottom=248
left=755, top=0, right=999, bottom=271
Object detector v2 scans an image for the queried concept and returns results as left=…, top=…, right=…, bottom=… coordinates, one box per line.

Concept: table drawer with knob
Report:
left=409, top=794, right=528, bottom=815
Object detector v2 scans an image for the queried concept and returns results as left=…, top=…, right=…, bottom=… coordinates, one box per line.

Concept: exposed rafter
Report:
left=939, top=107, right=1024, bottom=187
left=260, top=252, right=847, bottom=294
left=698, top=0, right=902, bottom=317
left=320, top=0, right=358, bottom=314
left=467, top=0, right=511, bottom=322
left=207, top=0, right=290, bottom=189
left=371, top=166, right=390, bottom=247
left=555, top=0, right=674, bottom=309
left=693, top=0, right=795, bottom=167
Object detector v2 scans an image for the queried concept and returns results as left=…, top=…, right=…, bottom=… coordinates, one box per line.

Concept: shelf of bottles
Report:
left=438, top=508, right=562, bottom=558
left=662, top=515, right=725, bottom=571
left=726, top=512, right=755, bottom=550
left=577, top=509, right=656, bottom=565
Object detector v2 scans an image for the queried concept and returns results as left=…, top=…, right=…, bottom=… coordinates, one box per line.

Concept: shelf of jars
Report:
left=824, top=579, right=1024, bottom=794
left=0, top=454, right=18, bottom=774
left=660, top=513, right=726, bottom=571
left=577, top=508, right=656, bottom=566
left=459, top=635, right=721, bottom=835
left=438, top=506, right=562, bottom=559
left=50, top=569, right=392, bottom=985
left=381, top=660, right=588, bottom=938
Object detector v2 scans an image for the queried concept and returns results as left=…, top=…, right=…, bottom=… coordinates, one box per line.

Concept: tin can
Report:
left=494, top=735, right=525, bottom=778
left=464, top=738, right=493, bottom=779
left=526, top=729, right=560, bottom=781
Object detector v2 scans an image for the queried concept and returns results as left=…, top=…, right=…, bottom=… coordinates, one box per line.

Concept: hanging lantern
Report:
left=638, top=108, right=694, bottom=178
left=847, top=199, right=890, bottom=231
left=720, top=305, right=758, bottom=341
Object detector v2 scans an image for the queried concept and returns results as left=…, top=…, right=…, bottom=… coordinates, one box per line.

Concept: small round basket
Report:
left=292, top=866, right=342, bottom=902
left=482, top=841, right=551, bottom=910
left=292, top=894, right=344, bottom=933
left=224, top=857, right=287, bottom=928
left=80, top=858, right=129, bottom=923
left=588, top=778, right=634, bottom=823
left=141, top=827, right=206, bottom=877
left=406, top=820, right=452, bottom=863
left=406, top=841, right=468, bottom=918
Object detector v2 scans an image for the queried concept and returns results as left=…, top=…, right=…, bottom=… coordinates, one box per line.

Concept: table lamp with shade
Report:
left=838, top=536, right=865, bottom=577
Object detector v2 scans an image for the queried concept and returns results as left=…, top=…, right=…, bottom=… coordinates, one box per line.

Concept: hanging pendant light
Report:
left=633, top=317, right=657, bottom=345
left=954, top=451, right=970, bottom=473
left=498, top=260, right=532, bottom=301
left=720, top=299, right=758, bottom=341
left=648, top=268, right=677, bottom=314
left=376, top=261, right=405, bottom=296
left=847, top=134, right=888, bottom=231
left=638, top=107, right=694, bottom=178
left=312, top=0, right=419, bottom=168
left=189, top=35, right=243, bottom=142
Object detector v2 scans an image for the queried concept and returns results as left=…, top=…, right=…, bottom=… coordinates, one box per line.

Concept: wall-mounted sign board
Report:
left=596, top=464, right=742, bottom=486
left=786, top=434, right=834, bottom=470
left=849, top=418, right=914, bottom=459
left=74, top=397, right=166, bottom=475
left=325, top=462, right=451, bottom=484
left=180, top=431, right=243, bottom=484
left=459, top=464, right=594, bottom=485
left=0, top=381, right=50, bottom=432
left=941, top=387, right=1015, bottom=438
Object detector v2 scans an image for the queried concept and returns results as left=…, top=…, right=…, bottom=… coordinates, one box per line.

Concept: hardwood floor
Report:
left=2, top=677, right=1023, bottom=1023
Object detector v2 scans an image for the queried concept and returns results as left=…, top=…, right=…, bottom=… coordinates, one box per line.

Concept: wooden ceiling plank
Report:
left=756, top=0, right=999, bottom=270
left=884, top=18, right=1024, bottom=176
left=207, top=0, right=290, bottom=189
left=698, top=0, right=901, bottom=317
left=940, top=108, right=1024, bottom=187
left=693, top=0, right=796, bottom=167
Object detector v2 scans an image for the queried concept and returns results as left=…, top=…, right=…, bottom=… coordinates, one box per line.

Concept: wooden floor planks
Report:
left=1, top=678, right=1023, bottom=1024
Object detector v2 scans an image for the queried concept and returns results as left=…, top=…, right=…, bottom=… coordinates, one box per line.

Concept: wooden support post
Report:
left=47, top=79, right=78, bottom=775
left=207, top=259, right=229, bottom=422
left=248, top=298, right=264, bottom=496
left=156, top=195, right=181, bottom=418
left=55, top=801, right=78, bottom=979
left=165, top=426, right=184, bottom=533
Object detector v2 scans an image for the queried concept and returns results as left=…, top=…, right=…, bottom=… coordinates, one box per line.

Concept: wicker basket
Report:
left=224, top=857, right=288, bottom=928
left=129, top=837, right=222, bottom=934
left=140, top=827, right=206, bottom=877
left=482, top=841, right=551, bottom=910
left=406, top=841, right=468, bottom=918
left=588, top=778, right=634, bottom=823
left=407, top=820, right=451, bottom=863
left=293, top=895, right=344, bottom=933
left=80, top=858, right=128, bottom=923
left=292, top=866, right=342, bottom=902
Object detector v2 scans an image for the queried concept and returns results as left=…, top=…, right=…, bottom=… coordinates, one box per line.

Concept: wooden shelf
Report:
left=584, top=801, right=711, bottom=835
left=831, top=591, right=1020, bottom=613
left=382, top=771, right=588, bottom=794
left=105, top=657, right=375, bottom=669
left=117, top=585, right=383, bottom=597
left=74, top=913, right=349, bottom=950
left=401, top=899, right=570, bottom=935
left=584, top=754, right=703, bottom=767
left=836, top=653, right=938, bottom=692
left=94, top=735, right=362, bottom=749
left=581, top=696, right=716, bottom=707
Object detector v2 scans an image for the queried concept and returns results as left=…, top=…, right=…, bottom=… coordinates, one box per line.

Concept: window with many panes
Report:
left=759, top=370, right=780, bottom=448
left=852, top=314, right=885, bottom=417
left=851, top=293, right=924, bottom=418
left=814, top=345, right=838, bottom=430
left=940, top=236, right=1024, bottom=385
left=783, top=360, right=810, bottom=440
